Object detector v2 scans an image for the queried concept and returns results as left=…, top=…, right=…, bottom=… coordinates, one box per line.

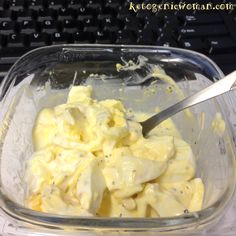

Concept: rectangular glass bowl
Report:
left=0, top=45, right=235, bottom=235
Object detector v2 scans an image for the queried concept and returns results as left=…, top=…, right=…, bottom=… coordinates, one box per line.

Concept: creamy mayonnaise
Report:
left=25, top=86, right=204, bottom=217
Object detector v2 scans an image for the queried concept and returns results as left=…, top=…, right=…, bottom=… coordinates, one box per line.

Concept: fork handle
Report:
left=141, top=70, right=236, bottom=136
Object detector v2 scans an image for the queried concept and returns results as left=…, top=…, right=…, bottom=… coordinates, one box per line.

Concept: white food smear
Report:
left=116, top=56, right=148, bottom=72
left=212, top=112, right=226, bottom=136
left=116, top=55, right=193, bottom=119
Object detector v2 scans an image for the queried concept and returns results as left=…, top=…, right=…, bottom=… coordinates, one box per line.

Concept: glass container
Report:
left=0, top=45, right=235, bottom=235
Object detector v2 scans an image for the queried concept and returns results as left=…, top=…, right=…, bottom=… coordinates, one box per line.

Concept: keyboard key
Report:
left=181, top=13, right=223, bottom=26
left=0, top=10, right=12, bottom=21
left=37, top=9, right=55, bottom=21
left=0, top=1, right=5, bottom=11
left=144, top=23, right=162, bottom=38
left=62, top=19, right=80, bottom=33
left=178, top=24, right=228, bottom=39
left=76, top=7, right=94, bottom=21
left=0, top=34, right=7, bottom=47
left=211, top=53, right=236, bottom=65
left=136, top=10, right=151, bottom=20
left=95, top=30, right=113, bottom=43
left=8, top=0, right=25, bottom=11
left=221, top=10, right=236, bottom=41
left=123, top=16, right=143, bottom=30
left=117, top=6, right=132, bottom=20
left=47, top=0, right=65, bottom=10
left=102, top=17, right=120, bottom=32
left=145, top=15, right=162, bottom=27
left=86, top=0, right=102, bottom=10
left=157, top=13, right=176, bottom=22
left=162, top=15, right=179, bottom=29
left=136, top=29, right=154, bottom=44
left=97, top=7, right=114, bottom=20
left=98, top=13, right=112, bottom=21
left=7, top=33, right=26, bottom=47
left=0, top=21, right=15, bottom=34
left=73, top=31, right=93, bottom=43
left=207, top=37, right=236, bottom=54
left=16, top=9, right=34, bottom=21
left=175, top=10, right=195, bottom=18
left=180, top=38, right=206, bottom=52
left=57, top=8, right=74, bottom=20
left=156, top=40, right=178, bottom=47
left=41, top=20, right=57, bottom=33
left=115, top=30, right=136, bottom=44
left=28, top=0, right=44, bottom=10
left=52, top=32, right=70, bottom=44
left=67, top=0, right=83, bottom=10
left=157, top=34, right=177, bottom=47
left=20, top=20, right=38, bottom=33
left=82, top=18, right=98, bottom=32
left=105, top=0, right=120, bottom=9
left=29, top=32, right=50, bottom=46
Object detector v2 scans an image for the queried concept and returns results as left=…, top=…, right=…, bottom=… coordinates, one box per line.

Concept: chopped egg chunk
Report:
left=25, top=85, right=204, bottom=217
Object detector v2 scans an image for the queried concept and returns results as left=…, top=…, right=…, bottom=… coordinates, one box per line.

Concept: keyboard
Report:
left=1, top=0, right=236, bottom=81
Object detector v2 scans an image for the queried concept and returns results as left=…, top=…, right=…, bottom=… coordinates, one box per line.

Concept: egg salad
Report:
left=25, top=85, right=204, bottom=217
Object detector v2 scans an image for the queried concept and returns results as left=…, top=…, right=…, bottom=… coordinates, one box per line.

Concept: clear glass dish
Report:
left=0, top=44, right=235, bottom=235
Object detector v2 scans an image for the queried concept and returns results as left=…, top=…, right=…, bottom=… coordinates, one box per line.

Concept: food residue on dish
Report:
left=25, top=85, right=204, bottom=217
left=212, top=112, right=226, bottom=136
